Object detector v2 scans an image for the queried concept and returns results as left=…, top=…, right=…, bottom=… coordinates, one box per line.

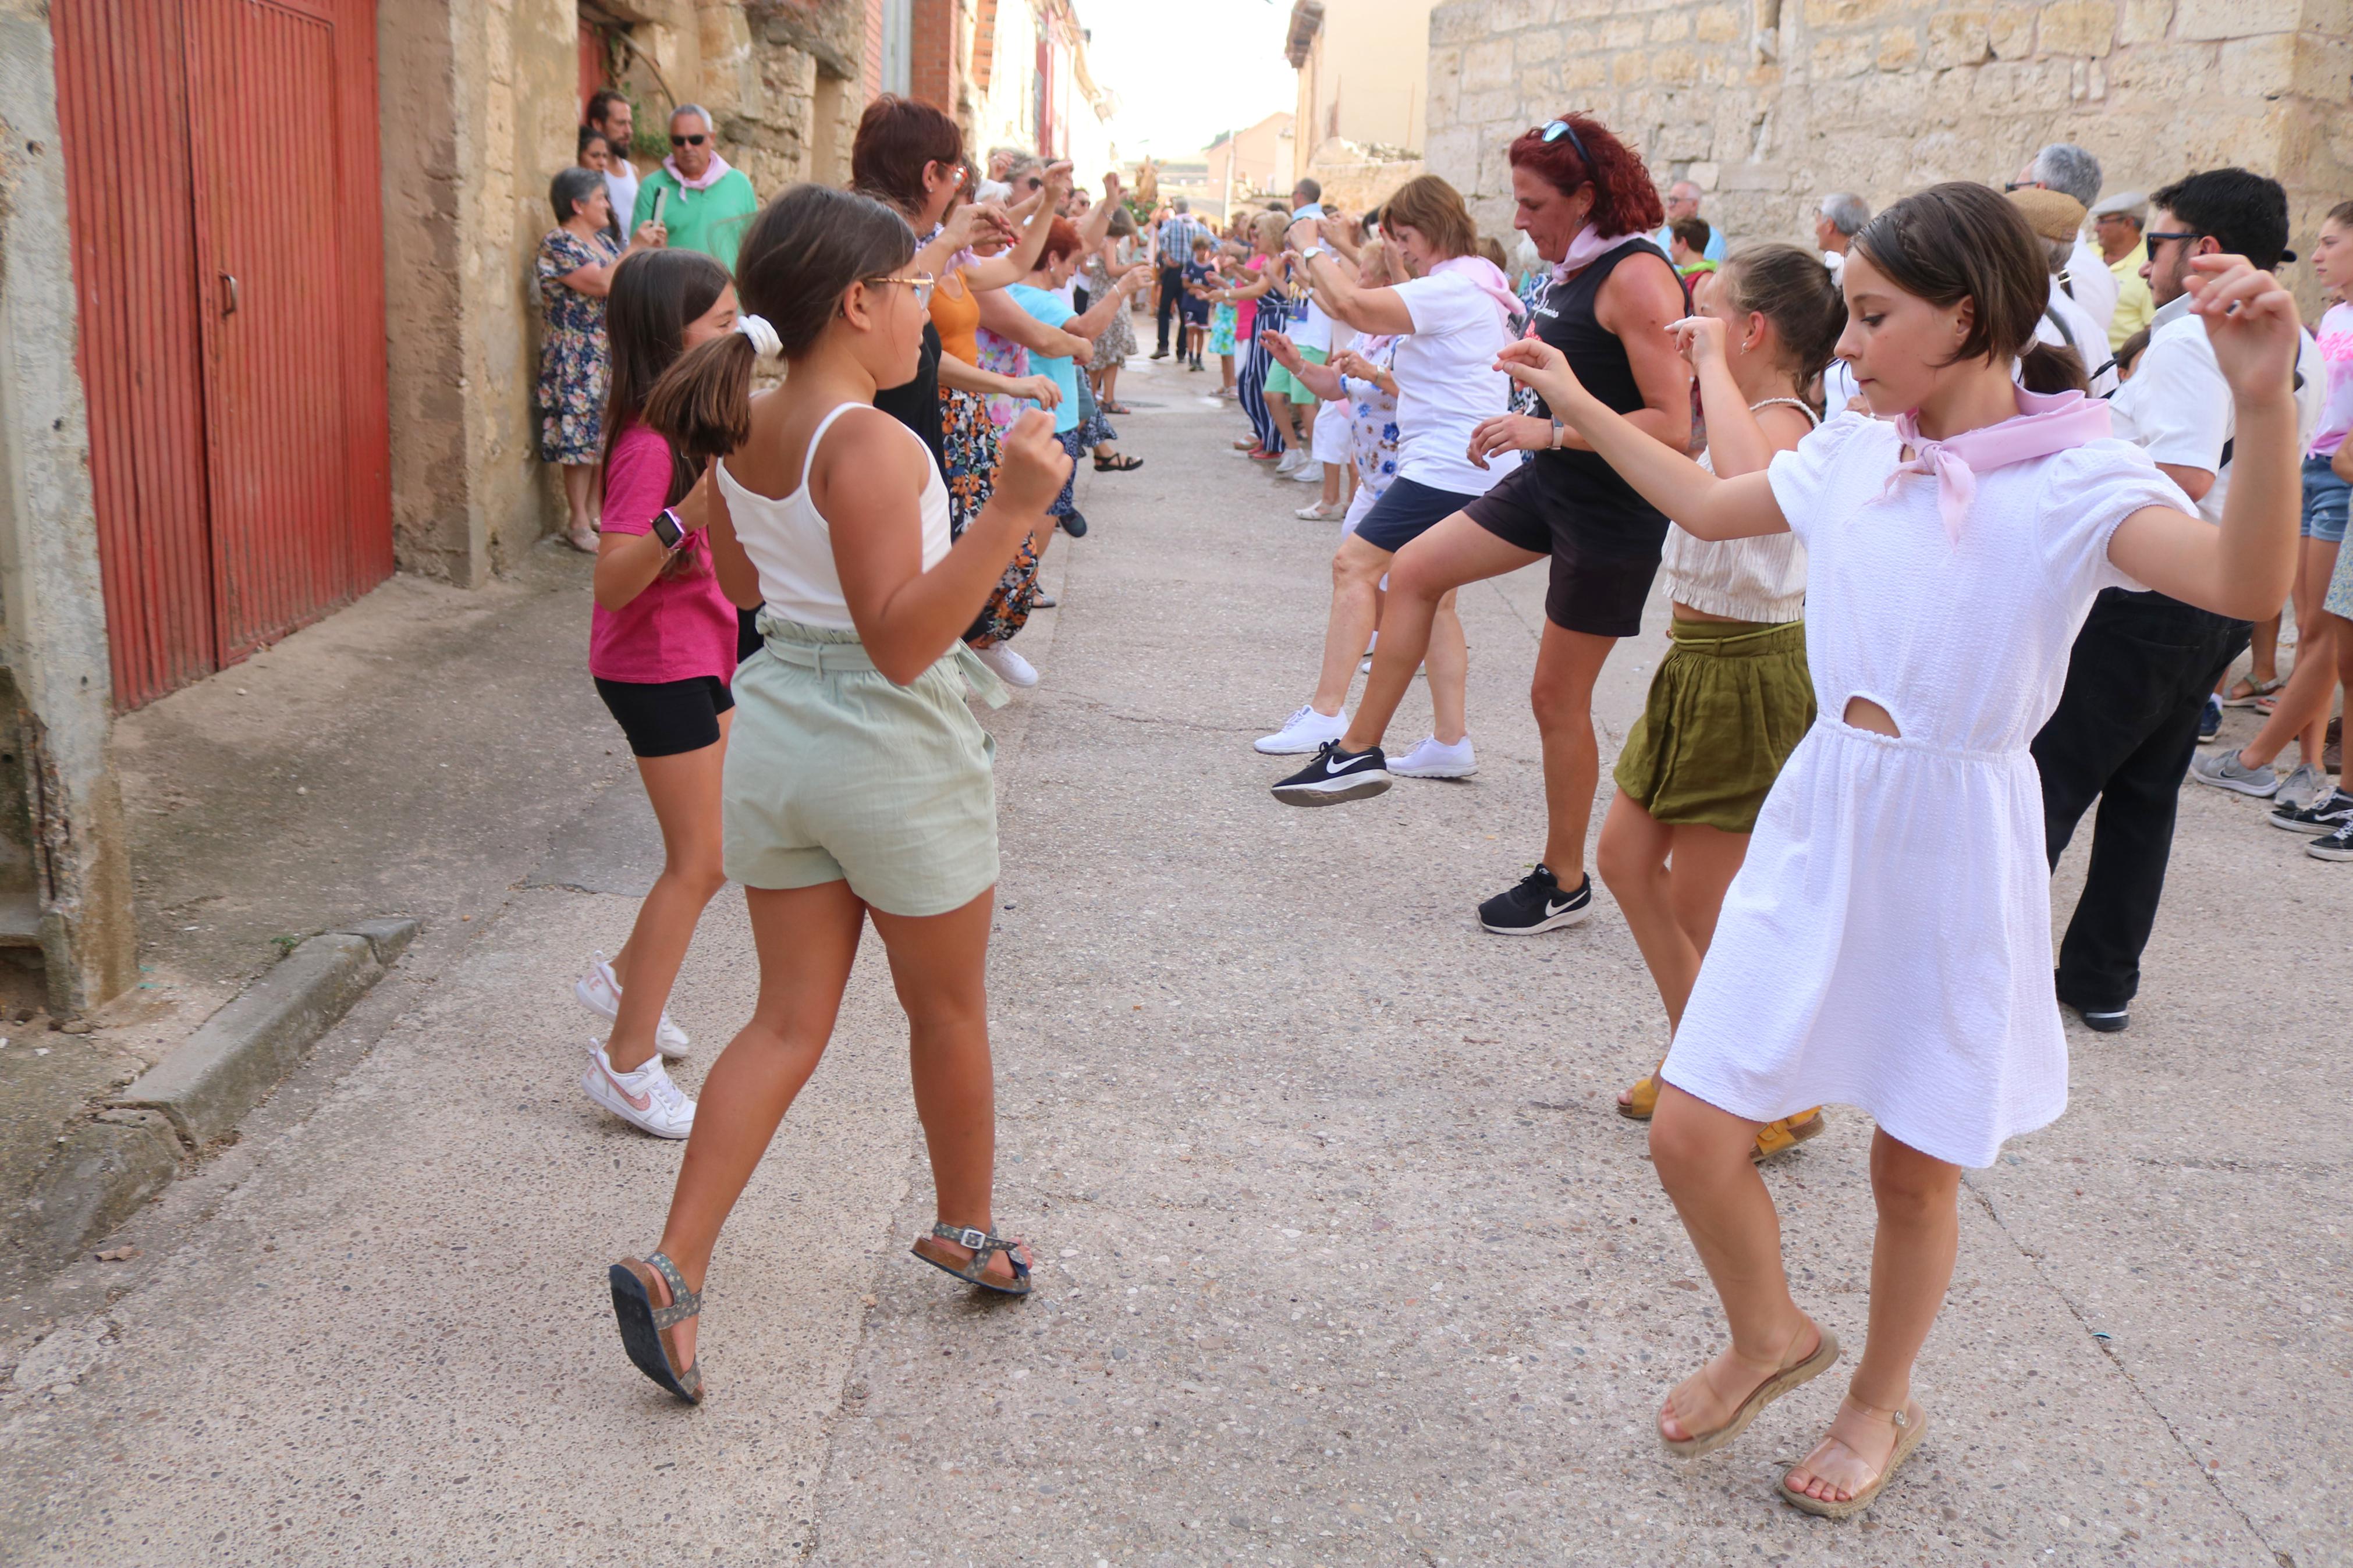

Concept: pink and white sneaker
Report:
left=581, top=1041, right=695, bottom=1139
left=573, top=952, right=690, bottom=1058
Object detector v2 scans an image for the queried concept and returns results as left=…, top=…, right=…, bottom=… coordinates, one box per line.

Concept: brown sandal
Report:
left=910, top=1223, right=1034, bottom=1296
left=1660, top=1320, right=1840, bottom=1458
left=1779, top=1397, right=1929, bottom=1519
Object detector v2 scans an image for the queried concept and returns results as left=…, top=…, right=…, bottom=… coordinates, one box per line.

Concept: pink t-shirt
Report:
left=2310, top=301, right=2353, bottom=458
left=587, top=422, right=739, bottom=685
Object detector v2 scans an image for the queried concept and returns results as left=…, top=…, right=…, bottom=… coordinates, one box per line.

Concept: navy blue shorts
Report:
left=1351, top=476, right=1477, bottom=555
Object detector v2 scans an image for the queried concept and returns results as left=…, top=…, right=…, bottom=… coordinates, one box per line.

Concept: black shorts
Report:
left=595, top=674, right=734, bottom=758
left=1180, top=297, right=1209, bottom=326
left=1463, top=462, right=1665, bottom=638
left=1353, top=476, right=1478, bottom=555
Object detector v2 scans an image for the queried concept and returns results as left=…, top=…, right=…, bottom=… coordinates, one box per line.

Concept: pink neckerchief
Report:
left=1548, top=224, right=1645, bottom=282
left=661, top=150, right=735, bottom=195
left=1883, top=386, right=2114, bottom=544
left=1428, top=254, right=1525, bottom=329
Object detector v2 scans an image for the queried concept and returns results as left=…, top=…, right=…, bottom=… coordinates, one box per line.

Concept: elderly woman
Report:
left=629, top=104, right=758, bottom=271
left=537, top=166, right=662, bottom=551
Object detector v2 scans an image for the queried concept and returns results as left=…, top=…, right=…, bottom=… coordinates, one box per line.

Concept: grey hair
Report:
left=670, top=103, right=716, bottom=136
left=1003, top=154, right=1042, bottom=182
left=2029, top=143, right=2102, bottom=207
left=988, top=143, right=1027, bottom=165
left=550, top=165, right=605, bottom=223
left=1670, top=180, right=1702, bottom=204
left=1172, top=194, right=1190, bottom=212
left=1818, top=191, right=1869, bottom=237
left=2038, top=235, right=2072, bottom=272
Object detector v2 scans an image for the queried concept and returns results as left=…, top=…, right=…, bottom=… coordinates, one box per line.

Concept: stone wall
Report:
left=1426, top=0, right=2353, bottom=307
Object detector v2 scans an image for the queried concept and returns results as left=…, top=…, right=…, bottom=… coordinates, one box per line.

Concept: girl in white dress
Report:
left=1497, top=182, right=2305, bottom=1519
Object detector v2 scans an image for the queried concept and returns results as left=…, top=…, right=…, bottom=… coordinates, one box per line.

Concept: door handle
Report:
left=220, top=272, right=239, bottom=316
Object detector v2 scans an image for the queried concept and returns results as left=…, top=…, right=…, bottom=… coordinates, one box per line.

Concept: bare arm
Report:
left=938, top=350, right=1062, bottom=412
left=962, top=167, right=1071, bottom=290
left=556, top=226, right=659, bottom=298
left=1468, top=260, right=1693, bottom=468
left=2109, top=258, right=2303, bottom=617
left=2155, top=461, right=2216, bottom=502
left=975, top=286, right=1089, bottom=358
left=821, top=408, right=1071, bottom=683
left=1261, top=332, right=1347, bottom=401
left=1674, top=317, right=1810, bottom=477
left=1496, top=339, right=1789, bottom=540
left=675, top=470, right=762, bottom=610
left=1293, top=247, right=1416, bottom=335
left=592, top=522, right=681, bottom=610
left=1064, top=268, right=1146, bottom=339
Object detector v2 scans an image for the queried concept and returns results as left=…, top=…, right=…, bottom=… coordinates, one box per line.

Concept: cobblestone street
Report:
left=0, top=360, right=2343, bottom=1566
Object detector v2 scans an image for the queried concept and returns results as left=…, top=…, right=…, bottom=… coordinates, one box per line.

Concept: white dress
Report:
left=1659, top=413, right=2192, bottom=1168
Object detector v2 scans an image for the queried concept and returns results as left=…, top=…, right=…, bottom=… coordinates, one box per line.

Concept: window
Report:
left=881, top=0, right=912, bottom=96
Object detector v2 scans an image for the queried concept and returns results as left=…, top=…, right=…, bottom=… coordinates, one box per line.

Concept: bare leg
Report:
left=1100, top=364, right=1119, bottom=407
left=649, top=879, right=869, bottom=1370
left=1309, top=536, right=1393, bottom=716
left=1783, top=1130, right=1960, bottom=1503
left=2245, top=613, right=2281, bottom=689
left=1218, top=353, right=1234, bottom=392
left=2234, top=613, right=2336, bottom=768
left=560, top=464, right=598, bottom=550
left=1321, top=463, right=1342, bottom=505
left=1648, top=1085, right=1820, bottom=1442
left=1529, top=623, right=1620, bottom=882
left=1425, top=590, right=1468, bottom=745
left=1340, top=513, right=1542, bottom=752
left=606, top=713, right=734, bottom=1074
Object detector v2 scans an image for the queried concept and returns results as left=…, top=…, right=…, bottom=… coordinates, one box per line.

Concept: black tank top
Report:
left=874, top=319, right=945, bottom=475
left=1525, top=237, right=1676, bottom=556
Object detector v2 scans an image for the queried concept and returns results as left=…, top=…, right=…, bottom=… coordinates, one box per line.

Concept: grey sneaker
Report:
left=2273, top=761, right=2327, bottom=811
left=2188, top=748, right=2280, bottom=798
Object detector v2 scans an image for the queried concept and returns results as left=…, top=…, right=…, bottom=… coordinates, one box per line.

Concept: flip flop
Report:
left=1660, top=1322, right=1840, bottom=1458
left=1779, top=1400, right=1929, bottom=1519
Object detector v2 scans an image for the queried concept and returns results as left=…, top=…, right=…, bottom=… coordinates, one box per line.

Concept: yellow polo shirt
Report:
left=2107, top=239, right=2155, bottom=352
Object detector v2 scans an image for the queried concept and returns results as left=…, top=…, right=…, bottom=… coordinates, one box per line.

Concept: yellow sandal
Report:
left=1751, top=1110, right=1826, bottom=1162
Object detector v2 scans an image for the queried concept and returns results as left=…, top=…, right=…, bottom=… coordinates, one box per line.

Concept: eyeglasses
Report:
left=1537, top=118, right=1591, bottom=165
left=2003, top=180, right=2034, bottom=192
left=869, top=272, right=936, bottom=307
left=670, top=133, right=708, bottom=148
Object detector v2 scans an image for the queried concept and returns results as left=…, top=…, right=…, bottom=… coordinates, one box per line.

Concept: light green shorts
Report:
left=1263, top=344, right=1326, bottom=403
left=723, top=616, right=1004, bottom=917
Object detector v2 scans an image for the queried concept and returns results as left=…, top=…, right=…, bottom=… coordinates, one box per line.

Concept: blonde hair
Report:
left=1356, top=237, right=1394, bottom=289
left=1251, top=209, right=1288, bottom=250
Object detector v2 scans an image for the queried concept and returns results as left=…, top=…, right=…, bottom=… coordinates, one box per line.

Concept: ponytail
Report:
left=2017, top=339, right=2089, bottom=396
left=643, top=331, right=757, bottom=462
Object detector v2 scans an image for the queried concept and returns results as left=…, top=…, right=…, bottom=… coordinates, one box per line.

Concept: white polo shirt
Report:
left=2062, top=234, right=2118, bottom=339
left=2106, top=293, right=2322, bottom=527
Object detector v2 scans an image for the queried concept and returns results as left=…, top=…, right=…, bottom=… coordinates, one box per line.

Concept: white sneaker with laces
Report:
left=1254, top=702, right=1351, bottom=755
left=1391, top=734, right=1478, bottom=778
left=1274, top=449, right=1306, bottom=475
left=973, top=642, right=1039, bottom=688
left=581, top=1041, right=695, bottom=1139
left=1291, top=463, right=1324, bottom=483
left=1295, top=499, right=1343, bottom=520
left=574, top=952, right=690, bottom=1058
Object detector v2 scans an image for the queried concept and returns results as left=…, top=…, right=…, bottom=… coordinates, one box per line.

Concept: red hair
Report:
left=1041, top=218, right=1084, bottom=264
left=1506, top=113, right=1664, bottom=236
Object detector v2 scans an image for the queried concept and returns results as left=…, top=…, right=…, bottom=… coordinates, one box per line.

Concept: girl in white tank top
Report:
left=604, top=183, right=1073, bottom=1409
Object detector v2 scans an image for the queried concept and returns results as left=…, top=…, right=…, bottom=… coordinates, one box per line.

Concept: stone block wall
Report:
left=1426, top=0, right=2353, bottom=305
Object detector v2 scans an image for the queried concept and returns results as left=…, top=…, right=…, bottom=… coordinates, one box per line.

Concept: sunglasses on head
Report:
left=1538, top=118, right=1591, bottom=165
left=670, top=133, right=708, bottom=148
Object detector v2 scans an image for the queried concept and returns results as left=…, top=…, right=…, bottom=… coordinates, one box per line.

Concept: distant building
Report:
left=1284, top=0, right=1431, bottom=211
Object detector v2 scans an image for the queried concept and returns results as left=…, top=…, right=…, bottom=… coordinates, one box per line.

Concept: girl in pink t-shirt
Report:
left=573, top=248, right=743, bottom=1140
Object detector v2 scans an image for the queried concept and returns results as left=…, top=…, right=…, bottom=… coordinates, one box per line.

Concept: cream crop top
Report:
left=1659, top=396, right=1817, bottom=623
left=715, top=403, right=953, bottom=631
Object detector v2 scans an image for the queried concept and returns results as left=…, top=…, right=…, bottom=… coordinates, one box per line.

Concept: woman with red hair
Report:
left=1303, top=113, right=1695, bottom=938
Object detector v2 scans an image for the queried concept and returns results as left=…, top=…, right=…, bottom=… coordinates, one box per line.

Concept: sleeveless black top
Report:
left=874, top=319, right=945, bottom=475
left=1525, top=237, right=1676, bottom=557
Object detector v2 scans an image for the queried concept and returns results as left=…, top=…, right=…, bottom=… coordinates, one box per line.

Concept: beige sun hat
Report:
left=2007, top=186, right=2089, bottom=242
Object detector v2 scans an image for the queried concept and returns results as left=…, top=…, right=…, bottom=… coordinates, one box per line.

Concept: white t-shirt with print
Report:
left=1389, top=273, right=1523, bottom=495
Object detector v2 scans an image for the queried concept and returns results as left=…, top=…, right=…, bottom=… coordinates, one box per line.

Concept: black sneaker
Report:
left=2269, top=789, right=2353, bottom=831
left=2197, top=694, right=2222, bottom=742
left=1270, top=741, right=1390, bottom=806
left=1149, top=347, right=1170, bottom=360
left=2308, top=820, right=2353, bottom=862
left=1060, top=511, right=1088, bottom=539
left=1477, top=864, right=1591, bottom=934
left=2064, top=1001, right=2130, bottom=1033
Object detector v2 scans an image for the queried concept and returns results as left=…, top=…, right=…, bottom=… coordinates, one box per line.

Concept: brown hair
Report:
left=850, top=95, right=964, bottom=217
left=2327, top=200, right=2353, bottom=230
left=644, top=184, right=915, bottom=461
left=1716, top=242, right=1848, bottom=389
left=1851, top=181, right=2085, bottom=395
left=1380, top=175, right=1477, bottom=262
left=1669, top=216, right=1712, bottom=254
left=1506, top=113, right=1665, bottom=236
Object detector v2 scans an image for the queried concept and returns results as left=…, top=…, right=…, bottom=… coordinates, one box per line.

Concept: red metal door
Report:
left=52, top=0, right=392, bottom=710
left=53, top=0, right=219, bottom=709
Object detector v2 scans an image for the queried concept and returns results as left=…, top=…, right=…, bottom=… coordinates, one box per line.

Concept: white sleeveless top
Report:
left=716, top=402, right=953, bottom=631
left=1659, top=396, right=1816, bottom=623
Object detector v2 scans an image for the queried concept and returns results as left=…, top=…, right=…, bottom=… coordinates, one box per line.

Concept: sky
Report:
left=1082, top=0, right=1297, bottom=161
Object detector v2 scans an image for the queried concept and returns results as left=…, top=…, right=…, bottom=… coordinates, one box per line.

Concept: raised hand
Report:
left=1494, top=337, right=1585, bottom=413
left=1260, top=330, right=1303, bottom=371
left=995, top=410, right=1072, bottom=514
left=1667, top=314, right=1728, bottom=369
left=2187, top=254, right=2303, bottom=403
left=1467, top=414, right=1553, bottom=470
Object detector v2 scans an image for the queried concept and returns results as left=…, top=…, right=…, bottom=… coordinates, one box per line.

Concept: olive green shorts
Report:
left=722, top=616, right=1003, bottom=917
left=1612, top=617, right=1813, bottom=833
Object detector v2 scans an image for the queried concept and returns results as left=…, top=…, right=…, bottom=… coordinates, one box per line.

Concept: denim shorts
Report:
left=2327, top=517, right=2353, bottom=619
left=2302, top=453, right=2350, bottom=542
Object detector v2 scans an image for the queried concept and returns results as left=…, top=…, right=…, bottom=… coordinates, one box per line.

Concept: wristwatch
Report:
left=1549, top=421, right=1568, bottom=450
left=652, top=507, right=690, bottom=550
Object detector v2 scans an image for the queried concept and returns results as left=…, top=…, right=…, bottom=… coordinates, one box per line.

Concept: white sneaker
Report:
left=1274, top=449, right=1306, bottom=475
left=1254, top=702, right=1351, bottom=755
left=581, top=1042, right=695, bottom=1139
left=1291, top=462, right=1324, bottom=483
left=1391, top=735, right=1478, bottom=778
left=1295, top=499, right=1343, bottom=520
left=574, top=952, right=690, bottom=1058
left=973, top=642, right=1039, bottom=688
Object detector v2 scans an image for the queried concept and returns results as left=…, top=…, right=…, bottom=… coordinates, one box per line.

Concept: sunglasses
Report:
left=2144, top=230, right=2200, bottom=248
left=1538, top=118, right=1591, bottom=165
left=2003, top=180, right=2033, bottom=191
left=670, top=133, right=708, bottom=148
left=868, top=272, right=936, bottom=307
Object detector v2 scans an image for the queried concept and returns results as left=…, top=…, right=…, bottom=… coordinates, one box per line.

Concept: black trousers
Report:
left=1154, top=263, right=1184, bottom=353
left=2032, top=589, right=2251, bottom=1012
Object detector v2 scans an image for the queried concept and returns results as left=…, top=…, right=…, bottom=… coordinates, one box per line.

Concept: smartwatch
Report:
left=652, top=507, right=688, bottom=550
left=1549, top=421, right=1568, bottom=450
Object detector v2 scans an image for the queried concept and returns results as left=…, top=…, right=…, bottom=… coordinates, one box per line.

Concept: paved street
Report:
left=1, top=357, right=2345, bottom=1566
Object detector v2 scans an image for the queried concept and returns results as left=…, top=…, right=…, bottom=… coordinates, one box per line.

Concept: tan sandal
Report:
left=1660, top=1320, right=1840, bottom=1458
left=1751, top=1110, right=1826, bottom=1162
left=1779, top=1397, right=1928, bottom=1519
left=1617, top=1068, right=1662, bottom=1120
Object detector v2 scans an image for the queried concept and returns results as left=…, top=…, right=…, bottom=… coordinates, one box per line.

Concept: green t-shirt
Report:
left=633, top=167, right=759, bottom=273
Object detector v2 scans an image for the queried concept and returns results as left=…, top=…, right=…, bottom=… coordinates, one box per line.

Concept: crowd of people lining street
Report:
left=540, top=87, right=2339, bottom=1525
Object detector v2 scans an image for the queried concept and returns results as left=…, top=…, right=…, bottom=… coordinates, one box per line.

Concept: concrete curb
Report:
left=12, top=919, right=423, bottom=1270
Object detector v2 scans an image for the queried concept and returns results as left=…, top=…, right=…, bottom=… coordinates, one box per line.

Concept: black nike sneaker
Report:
left=1478, top=863, right=1591, bottom=934
left=1271, top=741, right=1390, bottom=806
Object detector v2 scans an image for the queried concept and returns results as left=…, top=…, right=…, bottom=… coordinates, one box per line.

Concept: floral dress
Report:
left=1344, top=338, right=1403, bottom=499
left=535, top=227, right=622, bottom=464
left=1084, top=255, right=1136, bottom=368
left=977, top=326, right=1030, bottom=432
